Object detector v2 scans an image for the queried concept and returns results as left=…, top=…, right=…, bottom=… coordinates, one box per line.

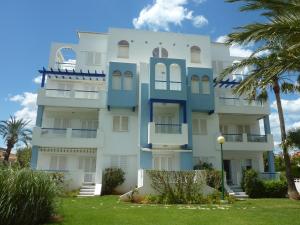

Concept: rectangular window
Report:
left=199, top=119, right=207, bottom=135
left=112, top=74, right=121, bottom=90
left=85, top=52, right=101, bottom=66
left=192, top=118, right=199, bottom=134
left=123, top=74, right=132, bottom=90
left=49, top=155, right=67, bottom=171
left=110, top=155, right=128, bottom=172
left=113, top=116, right=129, bottom=132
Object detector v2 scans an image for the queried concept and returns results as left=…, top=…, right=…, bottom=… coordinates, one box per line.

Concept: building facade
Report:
left=31, top=28, right=275, bottom=195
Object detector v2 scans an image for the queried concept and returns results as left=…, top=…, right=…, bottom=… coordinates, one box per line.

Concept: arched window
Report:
left=170, top=64, right=181, bottom=91
left=123, top=71, right=133, bottom=91
left=152, top=47, right=160, bottom=58
left=191, top=75, right=200, bottom=94
left=161, top=48, right=168, bottom=58
left=202, top=75, right=210, bottom=94
left=55, top=47, right=76, bottom=71
left=118, top=40, right=129, bottom=58
left=155, top=63, right=167, bottom=90
left=152, top=47, right=168, bottom=58
left=190, top=46, right=201, bottom=63
left=112, top=70, right=121, bottom=90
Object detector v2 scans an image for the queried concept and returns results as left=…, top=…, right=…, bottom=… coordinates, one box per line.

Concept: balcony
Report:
left=32, top=127, right=104, bottom=148
left=148, top=122, right=188, bottom=147
left=37, top=88, right=106, bottom=108
left=218, top=133, right=274, bottom=151
left=217, top=97, right=270, bottom=115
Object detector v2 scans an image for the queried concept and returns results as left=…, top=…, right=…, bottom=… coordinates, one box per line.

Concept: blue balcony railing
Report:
left=247, top=134, right=267, bottom=143
left=223, top=134, right=243, bottom=142
left=155, top=123, right=182, bottom=134
left=41, top=128, right=67, bottom=137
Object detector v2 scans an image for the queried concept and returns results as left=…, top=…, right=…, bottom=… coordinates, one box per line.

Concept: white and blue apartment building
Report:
left=31, top=28, right=276, bottom=195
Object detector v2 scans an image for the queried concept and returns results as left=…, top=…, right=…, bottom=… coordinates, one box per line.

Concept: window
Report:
left=170, top=64, right=181, bottom=91
left=85, top=52, right=101, bottom=65
left=155, top=63, right=167, bottom=90
left=192, top=118, right=207, bottom=135
left=190, top=46, right=201, bottom=63
left=113, top=116, right=129, bottom=132
left=110, top=155, right=128, bottom=172
left=161, top=48, right=168, bottom=58
left=152, top=47, right=160, bottom=58
left=123, top=71, right=133, bottom=90
left=118, top=40, right=129, bottom=58
left=202, top=75, right=210, bottom=94
left=49, top=155, right=67, bottom=170
left=152, top=47, right=168, bottom=58
left=153, top=155, right=173, bottom=171
left=191, top=75, right=200, bottom=94
left=112, top=70, right=121, bottom=90
left=53, top=118, right=70, bottom=129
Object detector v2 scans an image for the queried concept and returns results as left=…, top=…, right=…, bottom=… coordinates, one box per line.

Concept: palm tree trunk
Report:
left=4, top=141, right=14, bottom=162
left=273, top=79, right=300, bottom=200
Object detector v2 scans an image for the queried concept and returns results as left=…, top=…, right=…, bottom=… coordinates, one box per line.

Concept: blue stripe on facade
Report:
left=107, top=62, right=137, bottom=108
left=31, top=145, right=38, bottom=169
left=36, top=105, right=44, bottom=127
left=264, top=115, right=275, bottom=173
left=180, top=152, right=193, bottom=170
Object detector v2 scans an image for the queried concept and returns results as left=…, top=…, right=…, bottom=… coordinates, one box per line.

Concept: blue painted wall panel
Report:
left=180, top=152, right=193, bottom=170
left=150, top=57, right=187, bottom=101
left=140, top=151, right=153, bottom=169
left=31, top=145, right=38, bottom=169
left=36, top=105, right=44, bottom=127
left=107, top=62, right=137, bottom=108
left=187, top=67, right=215, bottom=112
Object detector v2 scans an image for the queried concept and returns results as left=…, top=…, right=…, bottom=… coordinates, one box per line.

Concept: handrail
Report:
left=41, top=127, right=67, bottom=130
left=155, top=123, right=182, bottom=126
left=72, top=128, right=97, bottom=131
left=46, top=88, right=71, bottom=91
left=74, top=89, right=99, bottom=93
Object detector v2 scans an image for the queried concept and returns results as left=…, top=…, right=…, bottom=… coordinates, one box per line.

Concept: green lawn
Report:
left=50, top=196, right=300, bottom=225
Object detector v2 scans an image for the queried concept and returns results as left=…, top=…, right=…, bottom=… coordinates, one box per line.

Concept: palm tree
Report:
left=0, top=116, right=32, bottom=162
left=219, top=0, right=300, bottom=199
left=287, top=128, right=300, bottom=149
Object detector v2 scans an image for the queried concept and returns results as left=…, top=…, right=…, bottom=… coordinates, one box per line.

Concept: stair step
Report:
left=81, top=186, right=95, bottom=189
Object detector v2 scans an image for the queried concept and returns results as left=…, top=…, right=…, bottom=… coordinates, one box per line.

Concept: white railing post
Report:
left=242, top=133, right=247, bottom=143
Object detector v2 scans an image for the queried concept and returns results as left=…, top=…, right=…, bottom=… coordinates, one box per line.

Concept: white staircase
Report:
left=229, top=185, right=248, bottom=199
left=78, top=182, right=96, bottom=197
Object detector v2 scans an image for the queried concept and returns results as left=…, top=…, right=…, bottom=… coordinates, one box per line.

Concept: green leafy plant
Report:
left=103, top=168, right=125, bottom=194
left=0, top=168, right=60, bottom=225
left=16, top=147, right=32, bottom=168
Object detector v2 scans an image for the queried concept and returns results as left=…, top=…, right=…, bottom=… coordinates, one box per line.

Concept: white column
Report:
left=95, top=109, right=105, bottom=184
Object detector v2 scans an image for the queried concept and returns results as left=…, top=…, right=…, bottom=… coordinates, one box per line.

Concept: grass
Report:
left=49, top=196, right=300, bottom=225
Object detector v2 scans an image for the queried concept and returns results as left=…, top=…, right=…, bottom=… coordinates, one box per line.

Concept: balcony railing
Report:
left=155, top=124, right=182, bottom=134
left=154, top=80, right=182, bottom=91
left=41, top=128, right=97, bottom=139
left=155, top=80, right=167, bottom=90
left=170, top=81, right=182, bottom=91
left=45, top=89, right=100, bottom=100
left=223, top=133, right=267, bottom=143
left=72, top=129, right=97, bottom=138
left=56, top=62, right=76, bottom=71
left=219, top=97, right=263, bottom=107
left=247, top=134, right=267, bottom=143
left=223, top=134, right=243, bottom=142
left=41, top=128, right=67, bottom=138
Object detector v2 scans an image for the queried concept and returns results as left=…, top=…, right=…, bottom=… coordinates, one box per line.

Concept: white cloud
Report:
left=215, top=35, right=253, bottom=58
left=9, top=92, right=37, bottom=127
left=33, top=75, right=42, bottom=84
left=132, top=0, right=208, bottom=31
left=192, top=15, right=208, bottom=28
left=269, top=97, right=300, bottom=152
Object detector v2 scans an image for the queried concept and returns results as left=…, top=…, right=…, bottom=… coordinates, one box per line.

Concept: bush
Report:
left=205, top=170, right=222, bottom=190
left=242, top=169, right=287, bottom=198
left=0, top=168, right=60, bottom=225
left=147, top=170, right=209, bottom=204
left=103, top=168, right=125, bottom=194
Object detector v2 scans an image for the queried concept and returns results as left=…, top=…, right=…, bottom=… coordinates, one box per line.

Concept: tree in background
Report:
left=220, top=0, right=300, bottom=199
left=0, top=116, right=32, bottom=162
left=16, top=147, right=32, bottom=168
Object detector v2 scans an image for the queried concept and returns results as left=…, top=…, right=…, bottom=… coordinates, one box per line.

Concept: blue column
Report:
left=180, top=152, right=193, bottom=170
left=41, top=72, right=46, bottom=87
left=140, top=151, right=153, bottom=169
left=36, top=105, right=44, bottom=127
left=264, top=115, right=275, bottom=173
left=31, top=146, right=38, bottom=169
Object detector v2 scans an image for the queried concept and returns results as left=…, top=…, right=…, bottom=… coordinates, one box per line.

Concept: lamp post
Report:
left=217, top=135, right=225, bottom=200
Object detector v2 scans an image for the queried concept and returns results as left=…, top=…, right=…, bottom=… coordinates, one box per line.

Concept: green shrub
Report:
left=205, top=170, right=222, bottom=190
left=147, top=170, right=208, bottom=204
left=242, top=169, right=287, bottom=198
left=0, top=168, right=60, bottom=225
left=193, top=160, right=214, bottom=170
left=263, top=180, right=287, bottom=198
left=103, top=168, right=125, bottom=194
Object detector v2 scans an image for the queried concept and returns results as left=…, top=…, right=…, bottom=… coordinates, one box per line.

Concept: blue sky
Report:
left=0, top=0, right=299, bottom=149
